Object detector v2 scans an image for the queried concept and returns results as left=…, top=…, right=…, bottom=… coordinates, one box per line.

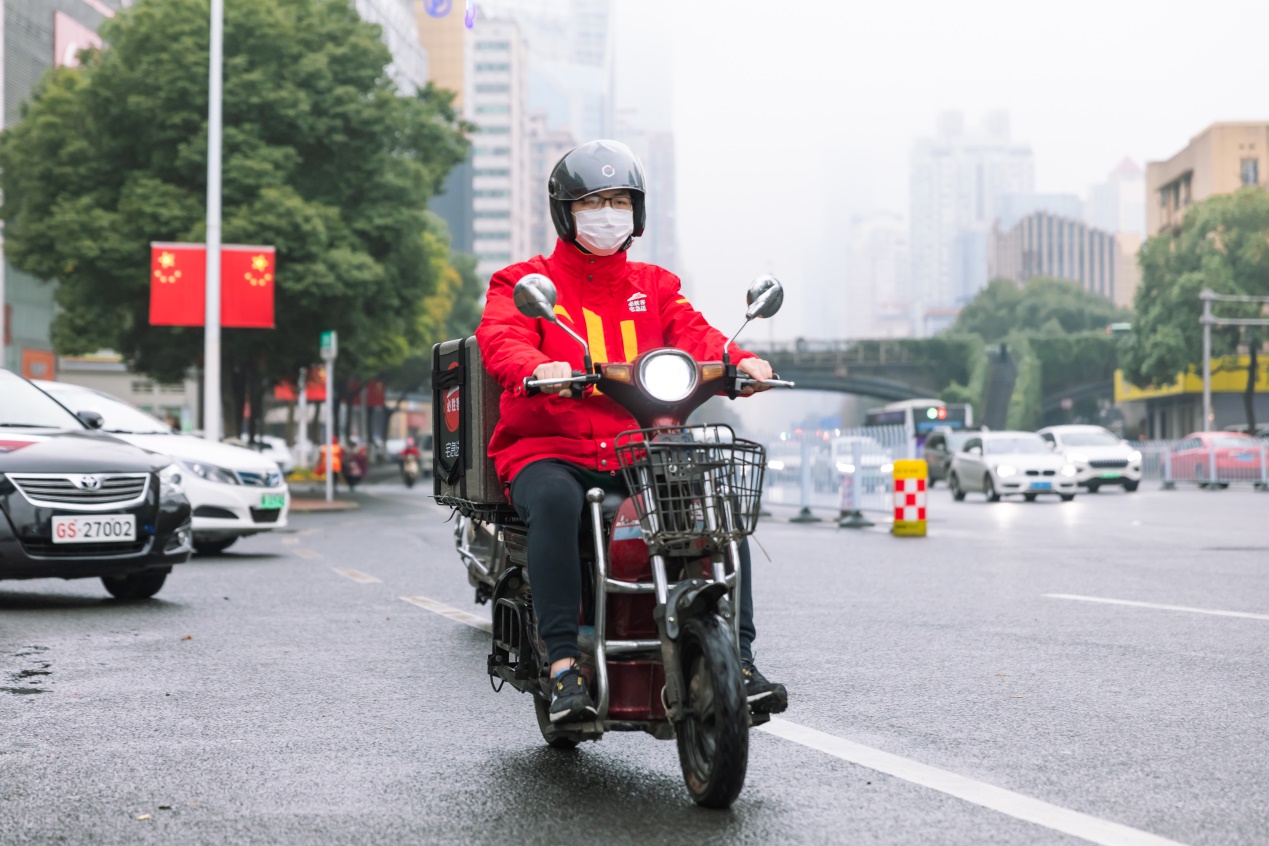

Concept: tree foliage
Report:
left=951, top=277, right=1129, bottom=344
left=1119, top=189, right=1269, bottom=387
left=0, top=0, right=471, bottom=426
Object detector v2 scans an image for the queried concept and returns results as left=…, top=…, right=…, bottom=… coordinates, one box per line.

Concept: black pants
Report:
left=510, top=459, right=757, bottom=665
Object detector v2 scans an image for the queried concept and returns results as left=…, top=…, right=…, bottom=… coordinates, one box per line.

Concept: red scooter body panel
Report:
left=607, top=498, right=656, bottom=640
left=606, top=661, right=667, bottom=720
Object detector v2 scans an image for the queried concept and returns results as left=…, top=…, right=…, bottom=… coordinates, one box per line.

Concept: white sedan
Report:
left=36, top=381, right=290, bottom=554
left=1037, top=425, right=1142, bottom=492
left=948, top=431, right=1078, bottom=502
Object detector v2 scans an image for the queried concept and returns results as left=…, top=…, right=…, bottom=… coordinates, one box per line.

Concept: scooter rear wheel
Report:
left=675, top=615, right=749, bottom=808
left=534, top=695, right=580, bottom=750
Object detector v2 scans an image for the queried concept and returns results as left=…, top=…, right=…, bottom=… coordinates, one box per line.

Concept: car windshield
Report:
left=1211, top=436, right=1256, bottom=448
left=1060, top=430, right=1121, bottom=446
left=0, top=372, right=85, bottom=429
left=39, top=385, right=173, bottom=434
left=946, top=432, right=975, bottom=451
left=985, top=437, right=1050, bottom=455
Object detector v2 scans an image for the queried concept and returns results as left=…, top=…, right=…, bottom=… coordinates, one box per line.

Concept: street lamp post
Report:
left=202, top=0, right=224, bottom=442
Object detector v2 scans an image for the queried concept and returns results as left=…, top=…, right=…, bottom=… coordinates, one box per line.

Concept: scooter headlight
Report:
left=639, top=350, right=698, bottom=403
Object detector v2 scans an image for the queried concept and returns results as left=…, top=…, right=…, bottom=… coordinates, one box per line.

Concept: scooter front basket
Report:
left=614, top=425, right=766, bottom=552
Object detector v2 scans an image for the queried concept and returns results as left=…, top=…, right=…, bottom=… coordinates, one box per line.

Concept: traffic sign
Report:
left=320, top=330, right=337, bottom=361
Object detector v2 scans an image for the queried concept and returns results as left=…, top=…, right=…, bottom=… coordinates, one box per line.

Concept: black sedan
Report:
left=0, top=369, right=192, bottom=598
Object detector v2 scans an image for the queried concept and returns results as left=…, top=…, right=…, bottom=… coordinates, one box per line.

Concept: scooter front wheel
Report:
left=674, top=615, right=749, bottom=808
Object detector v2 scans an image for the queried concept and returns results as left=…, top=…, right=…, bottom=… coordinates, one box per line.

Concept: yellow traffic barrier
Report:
left=891, top=459, right=928, bottom=537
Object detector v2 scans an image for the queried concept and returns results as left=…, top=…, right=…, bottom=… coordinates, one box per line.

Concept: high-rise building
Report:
left=996, top=193, right=1083, bottom=231
left=526, top=110, right=577, bottom=256
left=909, top=111, right=1034, bottom=329
left=466, top=17, right=531, bottom=279
left=1, top=0, right=132, bottom=378
left=1147, top=122, right=1269, bottom=236
left=989, top=211, right=1140, bottom=307
left=478, top=0, right=612, bottom=143
left=415, top=1, right=472, bottom=254
left=846, top=213, right=911, bottom=339
left=355, top=0, right=428, bottom=93
left=620, top=129, right=679, bottom=273
left=1086, top=158, right=1146, bottom=239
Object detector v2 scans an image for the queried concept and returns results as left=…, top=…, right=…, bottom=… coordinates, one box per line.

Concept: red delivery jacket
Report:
left=476, top=239, right=757, bottom=485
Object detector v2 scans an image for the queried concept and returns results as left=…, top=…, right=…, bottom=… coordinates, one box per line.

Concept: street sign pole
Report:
left=201, top=0, right=224, bottom=442
left=321, top=332, right=337, bottom=502
left=1201, top=289, right=1213, bottom=432
left=296, top=366, right=309, bottom=470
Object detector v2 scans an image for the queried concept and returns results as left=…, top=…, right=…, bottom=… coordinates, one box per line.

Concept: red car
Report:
left=1169, top=431, right=1269, bottom=487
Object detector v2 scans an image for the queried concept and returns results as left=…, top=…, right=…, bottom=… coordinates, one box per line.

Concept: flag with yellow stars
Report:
left=221, top=245, right=277, bottom=328
left=149, top=242, right=207, bottom=326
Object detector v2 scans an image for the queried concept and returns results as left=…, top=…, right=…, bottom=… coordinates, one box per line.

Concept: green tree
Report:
left=0, top=0, right=471, bottom=433
left=951, top=277, right=1129, bottom=343
left=1119, top=189, right=1269, bottom=430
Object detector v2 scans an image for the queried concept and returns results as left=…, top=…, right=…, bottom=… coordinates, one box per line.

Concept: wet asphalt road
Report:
left=1, top=480, right=1266, bottom=845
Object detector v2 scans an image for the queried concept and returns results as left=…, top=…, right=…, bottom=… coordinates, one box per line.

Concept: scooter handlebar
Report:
left=523, top=371, right=600, bottom=396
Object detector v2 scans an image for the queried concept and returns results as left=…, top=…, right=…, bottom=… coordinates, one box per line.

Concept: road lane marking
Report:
left=400, top=595, right=492, bottom=632
left=282, top=537, right=300, bottom=546
left=294, top=548, right=323, bottom=560
left=1045, top=593, right=1269, bottom=621
left=332, top=568, right=381, bottom=584
left=758, top=719, right=1186, bottom=846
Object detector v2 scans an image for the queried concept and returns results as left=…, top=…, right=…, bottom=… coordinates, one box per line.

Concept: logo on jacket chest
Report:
left=627, top=292, right=647, bottom=313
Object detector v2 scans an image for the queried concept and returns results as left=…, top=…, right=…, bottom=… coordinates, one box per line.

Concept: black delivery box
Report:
left=432, top=336, right=507, bottom=513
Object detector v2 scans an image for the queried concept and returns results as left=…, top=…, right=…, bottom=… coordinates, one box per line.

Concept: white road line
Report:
left=407, top=593, right=1190, bottom=845
left=294, top=548, right=323, bottom=560
left=1045, top=593, right=1269, bottom=621
left=400, top=595, right=492, bottom=632
left=758, top=719, right=1187, bottom=846
left=282, top=537, right=300, bottom=546
left=332, top=568, right=382, bottom=584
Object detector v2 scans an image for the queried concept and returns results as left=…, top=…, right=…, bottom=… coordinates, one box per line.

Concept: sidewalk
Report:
left=286, top=460, right=402, bottom=512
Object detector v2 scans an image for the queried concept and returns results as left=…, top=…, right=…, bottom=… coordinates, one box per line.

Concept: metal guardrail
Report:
left=1139, top=440, right=1269, bottom=489
left=762, top=425, right=910, bottom=513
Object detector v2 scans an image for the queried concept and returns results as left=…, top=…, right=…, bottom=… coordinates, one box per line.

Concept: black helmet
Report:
left=548, top=139, right=647, bottom=249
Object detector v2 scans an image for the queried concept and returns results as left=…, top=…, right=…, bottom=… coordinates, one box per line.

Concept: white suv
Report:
left=37, top=381, right=290, bottom=553
left=1037, top=425, right=1142, bottom=493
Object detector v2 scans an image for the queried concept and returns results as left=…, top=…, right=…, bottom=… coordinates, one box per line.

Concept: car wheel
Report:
left=1060, top=493, right=1076, bottom=502
left=949, top=474, right=965, bottom=502
left=102, top=570, right=168, bottom=600
left=1087, top=482, right=1100, bottom=493
left=928, top=477, right=937, bottom=488
left=194, top=537, right=238, bottom=555
left=984, top=475, right=1000, bottom=502
left=1124, top=481, right=1139, bottom=493
left=1023, top=493, right=1037, bottom=502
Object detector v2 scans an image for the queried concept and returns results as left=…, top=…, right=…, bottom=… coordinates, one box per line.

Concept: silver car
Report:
left=949, top=431, right=1078, bottom=502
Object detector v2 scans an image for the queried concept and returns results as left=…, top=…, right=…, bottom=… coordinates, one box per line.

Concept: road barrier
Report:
left=891, top=460, right=928, bottom=537
left=764, top=425, right=908, bottom=514
left=837, top=439, right=874, bottom=529
left=1139, top=439, right=1269, bottom=490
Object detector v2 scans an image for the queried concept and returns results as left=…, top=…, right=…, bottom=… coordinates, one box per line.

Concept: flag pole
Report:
left=202, top=0, right=224, bottom=442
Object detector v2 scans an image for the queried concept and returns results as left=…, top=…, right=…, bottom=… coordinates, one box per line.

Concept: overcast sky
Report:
left=612, top=0, right=1269, bottom=346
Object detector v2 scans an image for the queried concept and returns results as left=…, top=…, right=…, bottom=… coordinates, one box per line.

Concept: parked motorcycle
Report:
left=442, top=274, right=792, bottom=808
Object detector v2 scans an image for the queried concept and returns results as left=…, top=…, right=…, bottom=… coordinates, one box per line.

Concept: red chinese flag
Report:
left=366, top=381, right=386, bottom=408
left=220, top=245, right=276, bottom=328
left=150, top=243, right=207, bottom=326
left=306, top=366, right=327, bottom=402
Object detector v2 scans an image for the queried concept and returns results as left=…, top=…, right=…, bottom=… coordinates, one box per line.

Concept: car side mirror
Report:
left=77, top=410, right=104, bottom=430
left=968, top=446, right=982, bottom=456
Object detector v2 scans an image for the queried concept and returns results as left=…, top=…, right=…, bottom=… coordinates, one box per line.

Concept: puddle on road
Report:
left=4, top=646, right=52, bottom=694
left=1, top=687, right=47, bottom=695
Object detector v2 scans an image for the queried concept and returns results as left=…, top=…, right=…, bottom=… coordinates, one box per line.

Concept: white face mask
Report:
left=574, top=207, right=634, bottom=256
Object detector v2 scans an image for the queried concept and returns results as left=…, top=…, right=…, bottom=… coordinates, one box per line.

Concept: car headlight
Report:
left=159, top=463, right=184, bottom=496
left=836, top=461, right=855, bottom=473
left=1128, top=450, right=1142, bottom=462
left=178, top=458, right=240, bottom=485
left=1061, top=464, right=1078, bottom=477
left=995, top=464, right=1017, bottom=478
left=767, top=459, right=785, bottom=471
left=1067, top=453, right=1089, bottom=464
left=639, top=350, right=698, bottom=402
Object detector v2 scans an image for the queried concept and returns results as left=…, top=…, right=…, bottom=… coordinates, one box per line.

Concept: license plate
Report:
left=259, top=493, right=286, bottom=510
left=1030, top=481, right=1052, bottom=490
left=1099, top=471, right=1121, bottom=479
left=51, top=514, right=136, bottom=544
left=1232, top=452, right=1254, bottom=462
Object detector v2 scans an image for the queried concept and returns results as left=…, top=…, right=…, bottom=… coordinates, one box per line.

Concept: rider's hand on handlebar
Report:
left=737, top=357, right=774, bottom=395
left=533, top=361, right=576, bottom=397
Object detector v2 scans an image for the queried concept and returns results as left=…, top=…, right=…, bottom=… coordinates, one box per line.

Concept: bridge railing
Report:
left=746, top=340, right=931, bottom=365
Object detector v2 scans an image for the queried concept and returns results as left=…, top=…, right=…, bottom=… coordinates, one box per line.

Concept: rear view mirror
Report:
left=77, top=410, right=104, bottom=430
left=513, top=274, right=558, bottom=322
left=745, top=275, right=784, bottom=320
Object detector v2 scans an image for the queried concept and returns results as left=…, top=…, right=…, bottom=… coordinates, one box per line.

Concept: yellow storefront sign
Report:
left=1115, top=355, right=1269, bottom=402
